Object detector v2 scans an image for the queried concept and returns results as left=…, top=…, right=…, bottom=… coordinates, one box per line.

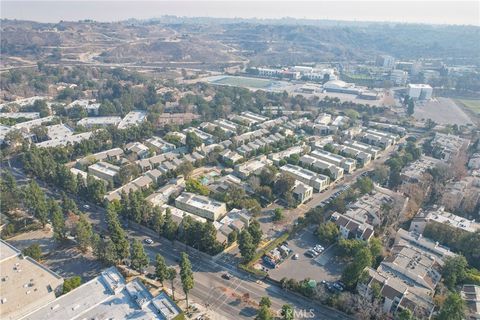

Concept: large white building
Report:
left=408, top=84, right=433, bottom=100
left=175, top=192, right=227, bottom=221
left=0, top=240, right=64, bottom=320
left=310, top=149, right=357, bottom=174
left=21, top=266, right=182, bottom=320
left=279, top=164, right=330, bottom=192
left=410, top=206, right=480, bottom=234
left=88, top=161, right=120, bottom=183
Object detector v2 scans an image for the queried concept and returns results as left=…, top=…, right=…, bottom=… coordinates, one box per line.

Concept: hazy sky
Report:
left=1, top=1, right=479, bottom=26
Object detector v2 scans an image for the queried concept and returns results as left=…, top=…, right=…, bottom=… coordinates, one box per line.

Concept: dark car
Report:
left=146, top=273, right=157, bottom=280
left=222, top=273, right=232, bottom=280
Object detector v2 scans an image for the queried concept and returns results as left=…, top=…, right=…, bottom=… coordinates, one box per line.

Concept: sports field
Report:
left=212, top=76, right=274, bottom=88
left=455, top=99, right=480, bottom=114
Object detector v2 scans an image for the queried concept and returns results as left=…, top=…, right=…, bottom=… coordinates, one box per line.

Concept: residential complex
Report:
left=175, top=192, right=227, bottom=221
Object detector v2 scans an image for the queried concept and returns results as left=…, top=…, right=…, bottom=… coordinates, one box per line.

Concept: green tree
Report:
left=228, top=230, right=238, bottom=245
left=176, top=162, right=194, bottom=178
left=180, top=252, right=194, bottom=308
left=75, top=214, right=93, bottom=252
left=163, top=208, right=178, bottom=240
left=355, top=177, right=374, bottom=195
left=396, top=308, right=413, bottom=320
left=185, top=178, right=210, bottom=196
left=406, top=98, right=415, bottom=116
left=281, top=304, right=294, bottom=320
left=186, top=131, right=202, bottom=152
left=369, top=237, right=384, bottom=261
left=239, top=230, right=256, bottom=262
left=23, top=181, right=49, bottom=227
left=259, top=297, right=271, bottom=308
left=437, top=292, right=465, bottom=320
left=155, top=254, right=168, bottom=286
left=22, top=244, right=42, bottom=261
left=130, top=239, right=149, bottom=272
left=255, top=304, right=273, bottom=320
left=49, top=199, right=66, bottom=241
left=317, top=221, right=339, bottom=245
left=106, top=206, right=130, bottom=261
left=274, top=173, right=295, bottom=196
left=62, top=276, right=82, bottom=294
left=372, top=165, right=390, bottom=185
left=442, top=255, right=468, bottom=289
left=167, top=267, right=177, bottom=300
left=248, top=219, right=263, bottom=246
left=273, top=208, right=284, bottom=221
left=341, top=247, right=373, bottom=287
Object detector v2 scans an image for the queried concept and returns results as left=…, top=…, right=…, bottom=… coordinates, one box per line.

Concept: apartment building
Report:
left=175, top=192, right=227, bottom=221
left=310, top=149, right=357, bottom=173
left=410, top=206, right=480, bottom=235
left=331, top=143, right=372, bottom=166
left=77, top=116, right=122, bottom=128
left=431, top=133, right=470, bottom=162
left=234, top=155, right=272, bottom=179
left=279, top=164, right=330, bottom=192
left=268, top=145, right=307, bottom=165
left=344, top=140, right=382, bottom=159
left=358, top=129, right=398, bottom=149
left=117, top=110, right=147, bottom=129
left=299, top=154, right=344, bottom=181
left=144, top=136, right=176, bottom=154
left=88, top=161, right=120, bottom=183
left=330, top=211, right=374, bottom=241
left=292, top=180, right=314, bottom=204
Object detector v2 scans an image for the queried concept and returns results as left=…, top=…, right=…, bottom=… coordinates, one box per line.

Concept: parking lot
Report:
left=267, top=226, right=344, bottom=283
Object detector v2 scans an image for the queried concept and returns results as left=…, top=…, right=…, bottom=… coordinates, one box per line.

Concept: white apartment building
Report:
left=408, top=84, right=433, bottom=100
left=77, top=116, right=122, bottom=128
left=310, top=149, right=357, bottom=173
left=234, top=155, right=273, bottom=179
left=280, top=164, right=330, bottom=192
left=88, top=161, right=120, bottom=183
left=175, top=192, right=227, bottom=221
left=117, top=111, right=147, bottom=129
left=299, top=154, right=344, bottom=180
left=410, top=206, right=480, bottom=235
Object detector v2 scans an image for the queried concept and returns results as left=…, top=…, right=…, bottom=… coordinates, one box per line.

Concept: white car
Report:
left=144, top=238, right=154, bottom=244
left=83, top=204, right=90, bottom=209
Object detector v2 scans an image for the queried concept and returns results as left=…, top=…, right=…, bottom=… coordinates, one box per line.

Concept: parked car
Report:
left=305, top=250, right=315, bottom=258
left=144, top=238, right=154, bottom=244
left=83, top=204, right=90, bottom=209
left=222, top=273, right=232, bottom=280
left=292, top=253, right=299, bottom=260
left=332, top=282, right=344, bottom=291
left=146, top=273, right=157, bottom=280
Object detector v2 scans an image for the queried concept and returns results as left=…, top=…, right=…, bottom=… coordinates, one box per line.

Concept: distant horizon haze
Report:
left=1, top=1, right=479, bottom=26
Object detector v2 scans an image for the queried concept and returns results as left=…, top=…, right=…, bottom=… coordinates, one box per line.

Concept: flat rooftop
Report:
left=176, top=192, right=226, bottom=212
left=0, top=240, right=63, bottom=320
left=21, top=267, right=180, bottom=320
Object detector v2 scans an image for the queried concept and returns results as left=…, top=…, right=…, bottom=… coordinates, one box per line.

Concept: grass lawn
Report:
left=455, top=99, right=480, bottom=114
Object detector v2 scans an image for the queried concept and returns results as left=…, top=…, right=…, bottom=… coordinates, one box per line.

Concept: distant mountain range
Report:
left=1, top=17, right=479, bottom=69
